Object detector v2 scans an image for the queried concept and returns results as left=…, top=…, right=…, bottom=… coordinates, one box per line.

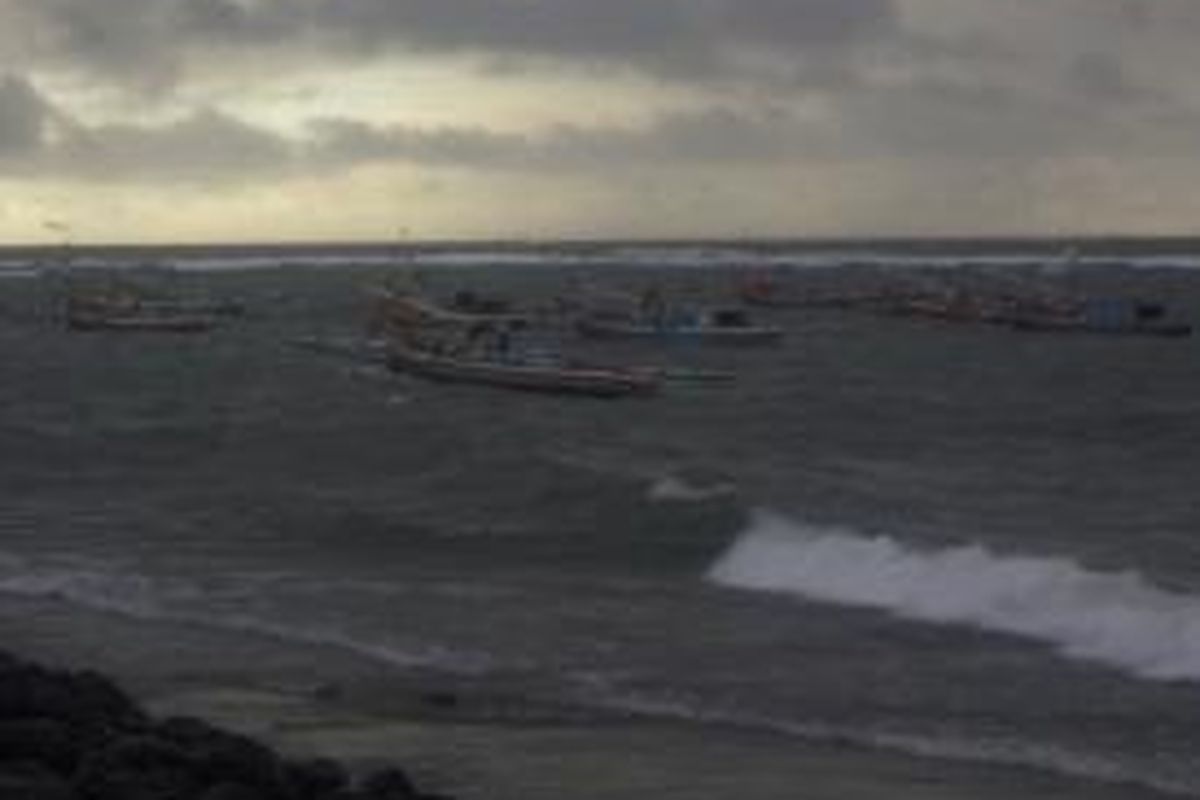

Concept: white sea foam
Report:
left=708, top=511, right=1200, bottom=682
left=582, top=689, right=1196, bottom=798
left=21, top=246, right=1200, bottom=273
left=647, top=475, right=737, bottom=503
left=0, top=556, right=495, bottom=675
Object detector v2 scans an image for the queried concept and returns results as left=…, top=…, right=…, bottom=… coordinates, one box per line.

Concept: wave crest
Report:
left=708, top=511, right=1200, bottom=681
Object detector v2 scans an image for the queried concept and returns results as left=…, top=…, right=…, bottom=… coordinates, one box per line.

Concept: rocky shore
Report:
left=0, top=648, right=451, bottom=800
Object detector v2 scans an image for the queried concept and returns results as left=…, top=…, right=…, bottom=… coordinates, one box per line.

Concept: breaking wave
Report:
left=708, top=511, right=1200, bottom=682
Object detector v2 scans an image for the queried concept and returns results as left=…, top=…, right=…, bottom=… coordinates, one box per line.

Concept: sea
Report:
left=1, top=238, right=1198, bottom=799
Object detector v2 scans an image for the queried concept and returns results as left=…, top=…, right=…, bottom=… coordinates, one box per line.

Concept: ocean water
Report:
left=1, top=240, right=1199, bottom=798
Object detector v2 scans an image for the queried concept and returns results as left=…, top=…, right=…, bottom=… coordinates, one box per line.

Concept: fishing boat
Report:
left=367, top=286, right=528, bottom=335
left=574, top=283, right=782, bottom=345
left=64, top=289, right=218, bottom=332
left=1002, top=298, right=1192, bottom=337
left=576, top=308, right=783, bottom=345
left=385, top=340, right=658, bottom=397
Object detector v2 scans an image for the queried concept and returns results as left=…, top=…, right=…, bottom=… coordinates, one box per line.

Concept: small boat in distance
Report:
left=64, top=286, right=219, bottom=332
left=739, top=268, right=1192, bottom=338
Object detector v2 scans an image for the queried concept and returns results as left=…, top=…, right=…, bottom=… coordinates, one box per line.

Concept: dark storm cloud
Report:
left=5, top=0, right=1200, bottom=186
left=13, top=0, right=898, bottom=88
left=300, top=0, right=894, bottom=62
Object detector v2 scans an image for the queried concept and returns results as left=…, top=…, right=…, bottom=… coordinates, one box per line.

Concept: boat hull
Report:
left=576, top=318, right=783, bottom=345
left=67, top=314, right=216, bottom=332
left=385, top=346, right=658, bottom=397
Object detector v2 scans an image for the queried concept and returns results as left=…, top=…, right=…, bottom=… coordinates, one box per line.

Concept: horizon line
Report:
left=4, top=232, right=1200, bottom=252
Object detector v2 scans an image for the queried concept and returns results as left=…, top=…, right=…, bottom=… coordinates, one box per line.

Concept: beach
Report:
left=2, top=594, right=1172, bottom=800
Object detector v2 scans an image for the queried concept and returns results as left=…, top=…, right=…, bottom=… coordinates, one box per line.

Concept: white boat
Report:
left=385, top=341, right=658, bottom=397
left=576, top=308, right=783, bottom=345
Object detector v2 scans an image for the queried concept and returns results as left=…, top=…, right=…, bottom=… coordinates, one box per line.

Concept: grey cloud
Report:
left=36, top=0, right=182, bottom=90
left=305, top=106, right=830, bottom=171
left=0, top=80, right=802, bottom=182
left=4, top=45, right=1199, bottom=189
left=56, top=108, right=295, bottom=182
left=1067, top=51, right=1147, bottom=102
left=311, top=0, right=895, bottom=62
left=716, top=0, right=893, bottom=48
left=1112, top=0, right=1200, bottom=33
left=0, top=74, right=52, bottom=156
left=11, top=0, right=1200, bottom=149
left=308, top=118, right=519, bottom=167
left=832, top=70, right=1200, bottom=162
left=309, top=0, right=692, bottom=60
left=0, top=73, right=837, bottom=182
left=11, top=0, right=898, bottom=89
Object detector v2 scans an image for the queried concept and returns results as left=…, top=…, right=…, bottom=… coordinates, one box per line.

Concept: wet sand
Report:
left=1, top=597, right=1173, bottom=800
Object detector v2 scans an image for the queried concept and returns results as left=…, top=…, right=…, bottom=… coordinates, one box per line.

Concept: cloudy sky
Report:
left=2, top=0, right=1199, bottom=243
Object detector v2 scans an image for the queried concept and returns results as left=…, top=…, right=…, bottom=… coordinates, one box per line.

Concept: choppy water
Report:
left=2, top=240, right=1199, bottom=797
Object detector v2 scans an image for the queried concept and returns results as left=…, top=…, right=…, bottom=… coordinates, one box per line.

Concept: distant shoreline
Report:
left=6, top=234, right=1200, bottom=258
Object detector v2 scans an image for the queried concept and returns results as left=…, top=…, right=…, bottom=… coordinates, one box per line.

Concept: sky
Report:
left=2, top=0, right=1200, bottom=243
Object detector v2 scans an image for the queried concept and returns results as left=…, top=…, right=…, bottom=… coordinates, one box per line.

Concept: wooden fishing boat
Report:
left=385, top=342, right=658, bottom=397
left=64, top=290, right=218, bottom=332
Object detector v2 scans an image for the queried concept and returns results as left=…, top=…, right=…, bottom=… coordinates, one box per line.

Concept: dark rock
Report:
left=358, top=767, right=418, bottom=799
left=155, top=716, right=229, bottom=745
left=0, top=663, right=144, bottom=732
left=198, top=782, right=268, bottom=800
left=68, top=670, right=147, bottom=728
left=78, top=734, right=195, bottom=774
left=285, top=757, right=348, bottom=798
left=0, top=652, right=439, bottom=800
left=75, top=766, right=201, bottom=800
left=0, top=665, right=73, bottom=721
left=0, top=762, right=76, bottom=800
left=154, top=717, right=289, bottom=798
left=73, top=735, right=201, bottom=800
left=0, top=717, right=81, bottom=773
